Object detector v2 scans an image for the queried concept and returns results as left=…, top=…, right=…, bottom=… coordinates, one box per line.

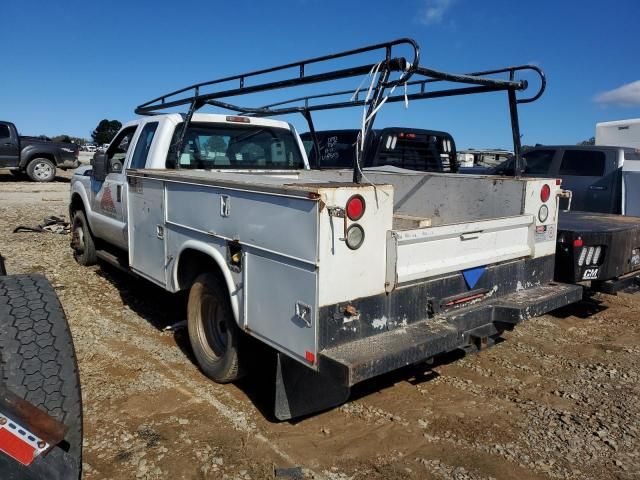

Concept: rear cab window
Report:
left=374, top=131, right=456, bottom=172
left=170, top=122, right=304, bottom=170
left=559, top=150, right=606, bottom=176
left=522, top=149, right=555, bottom=175
left=624, top=150, right=640, bottom=162
left=305, top=132, right=356, bottom=168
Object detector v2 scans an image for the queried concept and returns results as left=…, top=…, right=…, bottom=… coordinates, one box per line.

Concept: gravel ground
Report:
left=1, top=170, right=639, bottom=480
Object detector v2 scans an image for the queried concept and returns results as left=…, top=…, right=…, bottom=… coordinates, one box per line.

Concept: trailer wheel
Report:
left=26, top=158, right=56, bottom=182
left=188, top=272, right=245, bottom=383
left=0, top=274, right=82, bottom=477
left=71, top=210, right=97, bottom=266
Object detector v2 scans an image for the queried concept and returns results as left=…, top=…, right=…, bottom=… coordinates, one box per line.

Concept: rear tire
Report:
left=26, top=158, right=56, bottom=182
left=188, top=272, right=245, bottom=383
left=71, top=210, right=97, bottom=266
left=0, top=274, right=82, bottom=478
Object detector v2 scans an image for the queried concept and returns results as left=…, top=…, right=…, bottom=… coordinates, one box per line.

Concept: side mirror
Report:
left=92, top=153, right=108, bottom=182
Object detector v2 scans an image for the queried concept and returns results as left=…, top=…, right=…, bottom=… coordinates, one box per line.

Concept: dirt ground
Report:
left=1, top=170, right=639, bottom=480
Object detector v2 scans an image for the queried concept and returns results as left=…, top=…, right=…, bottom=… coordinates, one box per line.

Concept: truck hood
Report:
left=74, top=165, right=92, bottom=176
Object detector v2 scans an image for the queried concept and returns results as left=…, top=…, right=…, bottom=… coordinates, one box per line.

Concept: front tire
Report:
left=26, top=157, right=56, bottom=182
left=188, top=273, right=244, bottom=383
left=71, top=210, right=97, bottom=266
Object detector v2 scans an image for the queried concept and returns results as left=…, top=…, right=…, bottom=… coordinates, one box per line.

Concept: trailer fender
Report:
left=172, top=240, right=240, bottom=324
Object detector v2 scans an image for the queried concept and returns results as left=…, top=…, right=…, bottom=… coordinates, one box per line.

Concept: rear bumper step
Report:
left=318, top=282, right=582, bottom=387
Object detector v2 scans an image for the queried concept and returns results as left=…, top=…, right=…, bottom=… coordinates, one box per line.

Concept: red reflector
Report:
left=573, top=238, right=584, bottom=247
left=405, top=133, right=416, bottom=139
left=305, top=351, right=315, bottom=363
left=0, top=427, right=37, bottom=466
left=540, top=184, right=551, bottom=203
left=346, top=194, right=365, bottom=221
left=225, top=115, right=250, bottom=123
left=556, top=179, right=562, bottom=185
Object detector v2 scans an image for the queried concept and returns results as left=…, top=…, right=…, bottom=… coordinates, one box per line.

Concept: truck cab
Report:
left=71, top=113, right=309, bottom=251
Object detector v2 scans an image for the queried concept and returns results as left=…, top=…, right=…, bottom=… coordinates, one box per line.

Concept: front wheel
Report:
left=187, top=272, right=245, bottom=383
left=71, top=210, right=97, bottom=266
left=26, top=157, right=56, bottom=182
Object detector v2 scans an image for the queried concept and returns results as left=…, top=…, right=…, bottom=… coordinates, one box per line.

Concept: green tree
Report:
left=578, top=137, right=595, bottom=146
left=91, top=119, right=122, bottom=145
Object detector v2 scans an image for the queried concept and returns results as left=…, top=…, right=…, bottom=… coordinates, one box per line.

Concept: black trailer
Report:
left=555, top=211, right=640, bottom=294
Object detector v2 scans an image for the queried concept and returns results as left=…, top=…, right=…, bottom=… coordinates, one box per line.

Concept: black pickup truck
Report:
left=300, top=128, right=457, bottom=172
left=0, top=121, right=79, bottom=182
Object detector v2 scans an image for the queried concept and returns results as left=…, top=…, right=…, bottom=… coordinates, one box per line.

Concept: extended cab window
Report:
left=559, top=150, right=605, bottom=176
left=130, top=122, right=158, bottom=169
left=171, top=123, right=304, bottom=170
left=0, top=125, right=10, bottom=139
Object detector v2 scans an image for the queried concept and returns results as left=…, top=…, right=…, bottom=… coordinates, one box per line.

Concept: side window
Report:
left=130, top=122, right=159, bottom=169
left=106, top=127, right=138, bottom=173
left=522, top=149, right=555, bottom=174
left=0, top=125, right=11, bottom=139
left=559, top=150, right=605, bottom=176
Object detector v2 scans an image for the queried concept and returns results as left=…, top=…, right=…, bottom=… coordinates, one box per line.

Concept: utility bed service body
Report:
left=71, top=113, right=580, bottom=417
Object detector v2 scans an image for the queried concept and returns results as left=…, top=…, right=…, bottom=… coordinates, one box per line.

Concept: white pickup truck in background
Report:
left=68, top=39, right=582, bottom=419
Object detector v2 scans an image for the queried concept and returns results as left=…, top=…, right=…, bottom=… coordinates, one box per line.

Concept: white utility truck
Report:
left=69, top=39, right=581, bottom=419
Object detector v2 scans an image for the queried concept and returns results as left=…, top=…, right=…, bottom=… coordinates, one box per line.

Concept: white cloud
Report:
left=595, top=80, right=640, bottom=107
left=419, top=0, right=455, bottom=25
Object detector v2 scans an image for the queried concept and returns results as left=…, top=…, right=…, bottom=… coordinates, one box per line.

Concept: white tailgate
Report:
left=387, top=215, right=534, bottom=287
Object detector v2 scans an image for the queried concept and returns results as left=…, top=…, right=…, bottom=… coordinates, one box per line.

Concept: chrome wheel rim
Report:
left=33, top=162, right=53, bottom=180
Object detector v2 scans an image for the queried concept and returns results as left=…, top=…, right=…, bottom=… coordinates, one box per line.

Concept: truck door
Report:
left=557, top=149, right=613, bottom=213
left=90, top=126, right=138, bottom=248
left=0, top=124, right=20, bottom=168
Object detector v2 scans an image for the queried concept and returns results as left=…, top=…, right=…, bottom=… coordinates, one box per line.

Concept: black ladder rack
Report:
left=135, top=38, right=545, bottom=182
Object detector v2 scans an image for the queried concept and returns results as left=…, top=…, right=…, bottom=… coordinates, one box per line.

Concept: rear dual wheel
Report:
left=187, top=273, right=245, bottom=383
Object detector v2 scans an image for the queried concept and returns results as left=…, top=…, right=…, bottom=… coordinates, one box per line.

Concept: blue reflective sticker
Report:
left=462, top=266, right=486, bottom=289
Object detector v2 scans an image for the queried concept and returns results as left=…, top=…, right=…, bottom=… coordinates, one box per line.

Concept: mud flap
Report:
left=274, top=353, right=350, bottom=421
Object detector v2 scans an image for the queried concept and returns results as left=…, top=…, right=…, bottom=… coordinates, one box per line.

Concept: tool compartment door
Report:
left=127, top=177, right=167, bottom=286
left=245, top=253, right=317, bottom=366
left=387, top=215, right=534, bottom=286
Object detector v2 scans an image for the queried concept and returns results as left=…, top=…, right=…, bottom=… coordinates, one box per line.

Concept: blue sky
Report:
left=1, top=0, right=639, bottom=149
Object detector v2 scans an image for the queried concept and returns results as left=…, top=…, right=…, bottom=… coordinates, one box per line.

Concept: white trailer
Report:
left=596, top=118, right=640, bottom=148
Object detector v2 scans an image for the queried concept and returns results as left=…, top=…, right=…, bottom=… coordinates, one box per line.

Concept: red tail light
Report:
left=346, top=195, right=365, bottom=221
left=573, top=238, right=583, bottom=247
left=540, top=184, right=551, bottom=203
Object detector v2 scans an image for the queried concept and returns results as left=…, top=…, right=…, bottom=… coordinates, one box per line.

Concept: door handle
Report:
left=589, top=185, right=607, bottom=191
left=3, top=142, right=13, bottom=146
